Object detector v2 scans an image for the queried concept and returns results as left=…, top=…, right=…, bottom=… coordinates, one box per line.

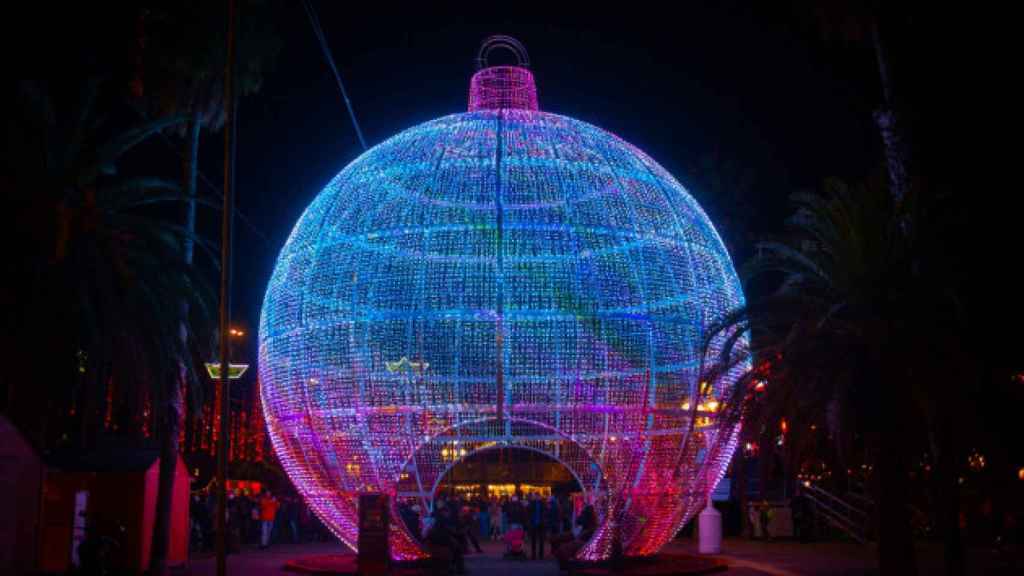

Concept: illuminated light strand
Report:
left=469, top=66, right=539, bottom=112
left=260, top=61, right=747, bottom=561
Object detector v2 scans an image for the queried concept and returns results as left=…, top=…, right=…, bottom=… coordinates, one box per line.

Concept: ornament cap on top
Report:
left=469, top=35, right=538, bottom=112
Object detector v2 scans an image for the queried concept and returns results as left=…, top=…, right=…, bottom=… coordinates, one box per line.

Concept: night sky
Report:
left=226, top=2, right=884, bottom=329
left=9, top=0, right=1018, bottom=490
left=16, top=2, right=988, bottom=378
left=223, top=6, right=1014, bottom=462
left=219, top=2, right=1019, bottom=478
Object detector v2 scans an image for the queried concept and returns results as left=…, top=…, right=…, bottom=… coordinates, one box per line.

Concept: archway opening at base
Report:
left=395, top=444, right=603, bottom=561
left=392, top=418, right=609, bottom=557
left=433, top=446, right=583, bottom=503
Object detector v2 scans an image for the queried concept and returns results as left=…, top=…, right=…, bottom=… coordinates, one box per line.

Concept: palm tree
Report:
left=786, top=1, right=915, bottom=205
left=706, top=174, right=967, bottom=575
left=135, top=0, right=278, bottom=266
left=130, top=6, right=278, bottom=572
left=7, top=77, right=217, bottom=570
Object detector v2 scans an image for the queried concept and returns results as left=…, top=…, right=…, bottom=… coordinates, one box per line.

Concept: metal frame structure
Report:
left=259, top=41, right=747, bottom=561
left=476, top=35, right=531, bottom=69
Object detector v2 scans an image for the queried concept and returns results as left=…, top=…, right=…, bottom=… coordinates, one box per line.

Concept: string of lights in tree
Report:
left=259, top=39, right=748, bottom=561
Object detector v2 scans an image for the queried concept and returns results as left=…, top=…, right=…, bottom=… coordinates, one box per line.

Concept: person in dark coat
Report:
left=283, top=496, right=301, bottom=543
left=505, top=496, right=522, bottom=529
left=477, top=500, right=490, bottom=542
left=555, top=503, right=597, bottom=569
left=190, top=494, right=210, bottom=552
left=758, top=500, right=773, bottom=542
left=425, top=506, right=448, bottom=573
left=791, top=488, right=811, bottom=542
left=459, top=504, right=483, bottom=553
left=546, top=495, right=561, bottom=536
left=428, top=504, right=464, bottom=575
left=527, top=493, right=547, bottom=560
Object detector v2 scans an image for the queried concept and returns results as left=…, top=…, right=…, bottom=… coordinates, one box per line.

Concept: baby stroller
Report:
left=503, top=525, right=527, bottom=560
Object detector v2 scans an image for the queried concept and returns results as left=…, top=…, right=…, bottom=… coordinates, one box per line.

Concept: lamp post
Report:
left=207, top=358, right=248, bottom=545
left=215, top=1, right=238, bottom=574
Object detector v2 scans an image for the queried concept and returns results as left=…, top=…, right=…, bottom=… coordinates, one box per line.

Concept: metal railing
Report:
left=802, top=483, right=870, bottom=543
left=845, top=479, right=875, bottom=509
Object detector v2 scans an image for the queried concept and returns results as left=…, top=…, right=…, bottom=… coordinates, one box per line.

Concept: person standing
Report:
left=246, top=493, right=259, bottom=545
left=427, top=504, right=463, bottom=575
left=284, top=496, right=301, bottom=543
left=528, top=493, right=547, bottom=560
left=477, top=501, right=490, bottom=545
left=561, top=495, right=572, bottom=534
left=501, top=497, right=512, bottom=533
left=547, top=495, right=561, bottom=536
left=489, top=498, right=501, bottom=540
left=506, top=496, right=519, bottom=530
left=521, top=498, right=530, bottom=531
left=554, top=503, right=596, bottom=571
left=204, top=489, right=219, bottom=551
left=190, top=494, right=209, bottom=552
left=447, top=506, right=468, bottom=573
left=791, top=488, right=810, bottom=543
left=461, top=504, right=483, bottom=553
left=226, top=491, right=242, bottom=553
left=758, top=500, right=773, bottom=542
left=259, top=490, right=281, bottom=549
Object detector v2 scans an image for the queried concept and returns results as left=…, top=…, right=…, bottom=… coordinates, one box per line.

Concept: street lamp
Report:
left=204, top=362, right=250, bottom=380
left=215, top=3, right=238, bottom=575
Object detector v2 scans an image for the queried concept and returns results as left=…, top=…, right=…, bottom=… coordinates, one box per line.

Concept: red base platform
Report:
left=281, top=552, right=726, bottom=575
left=572, top=553, right=728, bottom=575
left=282, top=553, right=425, bottom=575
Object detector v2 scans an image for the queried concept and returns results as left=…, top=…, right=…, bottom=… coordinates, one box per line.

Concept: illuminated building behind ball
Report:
left=259, top=36, right=748, bottom=560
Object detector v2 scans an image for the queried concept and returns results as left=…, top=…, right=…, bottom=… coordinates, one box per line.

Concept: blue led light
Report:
left=260, top=108, right=747, bottom=559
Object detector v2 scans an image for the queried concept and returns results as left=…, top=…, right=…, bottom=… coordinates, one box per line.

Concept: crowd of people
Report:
left=189, top=487, right=332, bottom=554
left=190, top=486, right=600, bottom=572
left=397, top=492, right=598, bottom=574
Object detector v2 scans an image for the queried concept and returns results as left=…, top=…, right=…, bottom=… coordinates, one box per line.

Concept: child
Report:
left=503, top=524, right=526, bottom=559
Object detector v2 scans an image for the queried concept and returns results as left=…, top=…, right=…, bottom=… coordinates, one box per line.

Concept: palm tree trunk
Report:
left=150, top=108, right=202, bottom=576
left=876, top=425, right=916, bottom=575
left=934, top=344, right=967, bottom=576
left=871, top=15, right=912, bottom=205
left=874, top=337, right=917, bottom=575
left=150, top=377, right=183, bottom=576
left=183, top=110, right=201, bottom=266
left=936, top=410, right=965, bottom=576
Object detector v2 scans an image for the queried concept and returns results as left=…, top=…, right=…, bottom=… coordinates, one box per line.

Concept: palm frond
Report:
left=87, top=114, right=188, bottom=182
left=64, top=77, right=103, bottom=179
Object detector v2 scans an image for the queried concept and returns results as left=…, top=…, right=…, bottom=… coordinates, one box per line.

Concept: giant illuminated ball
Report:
left=260, top=38, right=747, bottom=560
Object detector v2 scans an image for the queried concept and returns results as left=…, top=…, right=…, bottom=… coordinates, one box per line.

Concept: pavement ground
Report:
left=187, top=537, right=881, bottom=576
left=186, top=534, right=1022, bottom=575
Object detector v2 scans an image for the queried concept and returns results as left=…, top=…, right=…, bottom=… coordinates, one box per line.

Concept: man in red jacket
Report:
left=259, top=491, right=281, bottom=549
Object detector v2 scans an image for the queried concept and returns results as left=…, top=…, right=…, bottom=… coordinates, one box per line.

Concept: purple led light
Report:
left=260, top=41, right=747, bottom=562
left=468, top=66, right=538, bottom=112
